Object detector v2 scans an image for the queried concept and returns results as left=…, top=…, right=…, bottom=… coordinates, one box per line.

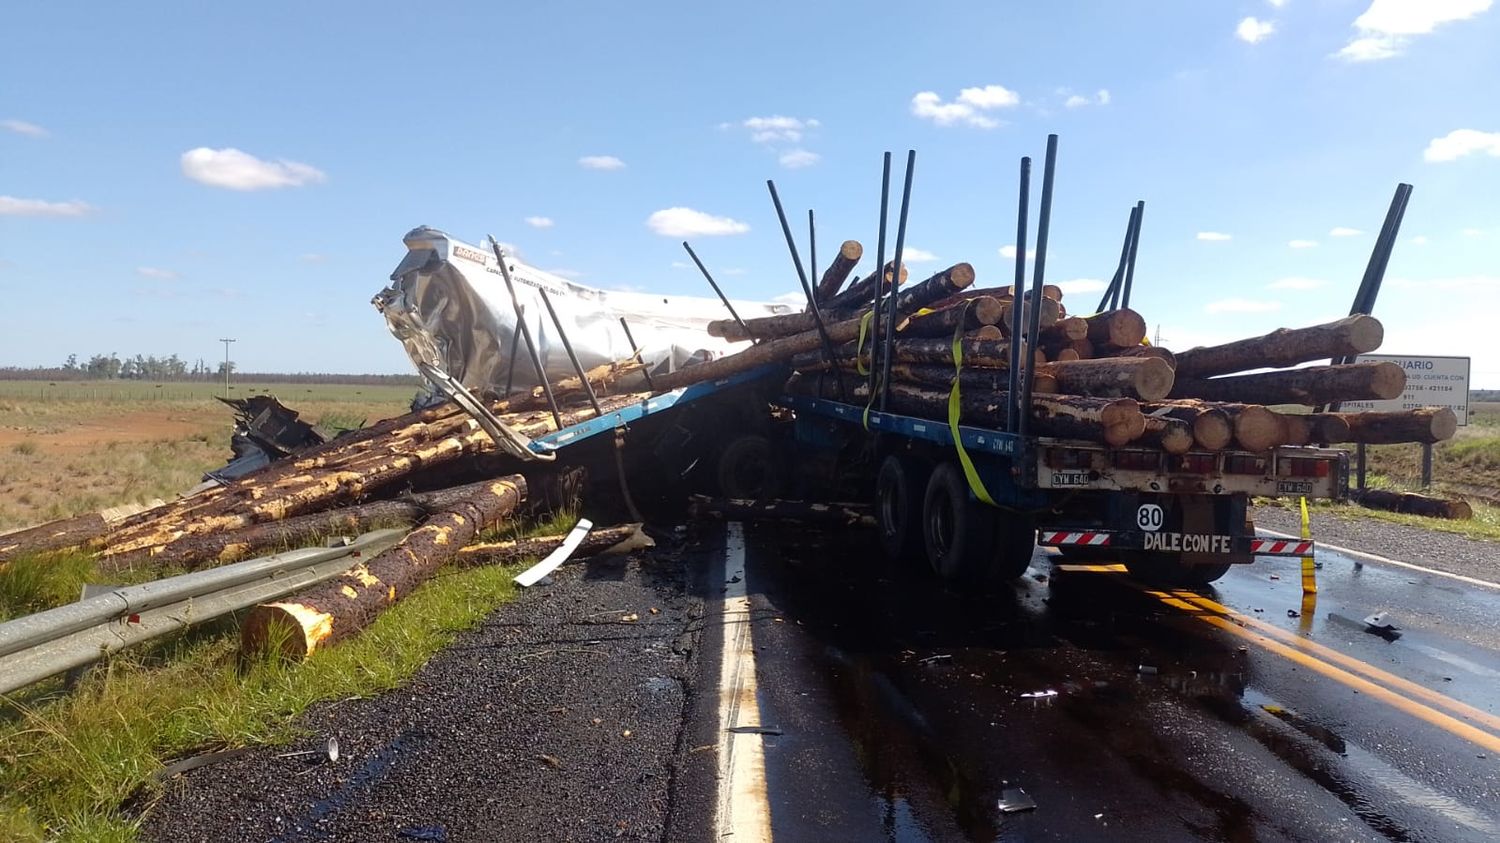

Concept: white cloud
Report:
left=741, top=115, right=819, bottom=144
left=136, top=266, right=179, bottom=281
left=1096, top=89, right=1111, bottom=105
left=1267, top=276, right=1327, bottom=290
left=578, top=155, right=625, bottom=170
left=1061, top=88, right=1110, bottom=109
left=1462, top=227, right=1486, bottom=237
left=1, top=119, right=48, bottom=138
left=1423, top=129, right=1500, bottom=162
left=0, top=195, right=93, bottom=217
left=1196, top=231, right=1233, bottom=241
left=1268, top=0, right=1289, bottom=6
left=957, top=85, right=1021, bottom=109
left=1288, top=239, right=1319, bottom=248
left=773, top=291, right=808, bottom=306
left=998, top=244, right=1036, bottom=261
left=646, top=207, right=750, bottom=237
left=1410, top=235, right=1430, bottom=245
left=670, top=260, right=692, bottom=269
left=1057, top=278, right=1107, bottom=295
left=1064, top=95, right=1089, bottom=109
left=778, top=149, right=820, bottom=169
left=912, top=86, right=1018, bottom=129
left=1329, top=226, right=1363, bottom=237
left=1236, top=17, right=1276, bottom=43
left=899, top=247, right=938, bottom=263
left=1337, top=0, right=1492, bottom=61
left=180, top=147, right=325, bottom=191
left=525, top=216, right=554, bottom=229
left=1205, top=298, right=1282, bottom=314
left=1389, top=274, right=1499, bottom=291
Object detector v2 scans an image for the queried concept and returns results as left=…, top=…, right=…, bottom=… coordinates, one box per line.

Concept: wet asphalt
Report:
left=735, top=523, right=1500, bottom=842
left=138, top=518, right=1500, bottom=842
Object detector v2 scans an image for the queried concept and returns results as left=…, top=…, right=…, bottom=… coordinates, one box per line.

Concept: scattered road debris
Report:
left=997, top=786, right=1038, bottom=813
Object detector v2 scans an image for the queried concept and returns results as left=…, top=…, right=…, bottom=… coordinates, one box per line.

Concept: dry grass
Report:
left=0, top=381, right=415, bottom=532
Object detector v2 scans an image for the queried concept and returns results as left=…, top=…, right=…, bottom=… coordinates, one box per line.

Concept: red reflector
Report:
left=1225, top=454, right=1267, bottom=475
left=1170, top=453, right=1216, bottom=474
left=1113, top=450, right=1160, bottom=471
left=1280, top=458, right=1331, bottom=478
left=1047, top=448, right=1092, bottom=469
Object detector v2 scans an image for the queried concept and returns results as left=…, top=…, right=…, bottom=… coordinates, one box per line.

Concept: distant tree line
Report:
left=0, top=355, right=421, bottom=386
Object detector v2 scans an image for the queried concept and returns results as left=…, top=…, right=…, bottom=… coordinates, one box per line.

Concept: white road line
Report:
left=714, top=522, right=773, bottom=841
left=1259, top=527, right=1500, bottom=592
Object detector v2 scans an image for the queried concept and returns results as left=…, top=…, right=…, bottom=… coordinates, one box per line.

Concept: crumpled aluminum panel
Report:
left=374, top=227, right=792, bottom=393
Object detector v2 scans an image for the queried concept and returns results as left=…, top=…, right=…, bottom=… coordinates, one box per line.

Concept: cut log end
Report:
left=241, top=601, right=332, bottom=662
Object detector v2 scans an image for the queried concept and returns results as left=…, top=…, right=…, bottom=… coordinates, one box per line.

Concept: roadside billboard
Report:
left=1343, top=354, right=1470, bottom=426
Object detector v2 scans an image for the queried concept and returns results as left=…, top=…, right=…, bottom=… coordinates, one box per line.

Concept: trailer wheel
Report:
left=990, top=513, right=1038, bottom=580
left=875, top=454, right=924, bottom=563
left=922, top=462, right=997, bottom=587
left=716, top=434, right=778, bottom=499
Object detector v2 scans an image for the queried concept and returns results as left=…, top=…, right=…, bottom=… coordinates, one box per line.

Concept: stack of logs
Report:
left=674, top=238, right=1459, bottom=459
left=0, top=361, right=655, bottom=660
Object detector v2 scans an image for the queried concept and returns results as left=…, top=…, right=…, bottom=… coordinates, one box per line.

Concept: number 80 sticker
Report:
left=1136, top=503, right=1164, bottom=532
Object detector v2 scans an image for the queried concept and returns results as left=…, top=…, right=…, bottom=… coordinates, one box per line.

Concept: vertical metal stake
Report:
left=881, top=150, right=916, bottom=413
left=489, top=238, right=562, bottom=428
left=503, top=307, right=524, bottom=396
left=1356, top=442, right=1367, bottom=490
left=1121, top=200, right=1145, bottom=309
left=869, top=152, right=892, bottom=396
left=1021, top=135, right=1060, bottom=446
left=618, top=317, right=654, bottom=392
left=768, top=180, right=845, bottom=400
left=1421, top=442, right=1433, bottom=488
left=538, top=290, right=602, bottom=415
left=683, top=242, right=753, bottom=341
left=1008, top=157, right=1032, bottom=433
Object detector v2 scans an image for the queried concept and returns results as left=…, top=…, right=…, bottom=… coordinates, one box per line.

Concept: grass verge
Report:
left=1297, top=496, right=1500, bottom=543
left=0, top=513, right=571, bottom=841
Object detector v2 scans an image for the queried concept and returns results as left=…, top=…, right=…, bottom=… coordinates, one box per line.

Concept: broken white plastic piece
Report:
left=514, top=518, right=594, bottom=588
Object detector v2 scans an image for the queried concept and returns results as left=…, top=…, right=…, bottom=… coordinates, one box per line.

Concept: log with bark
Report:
left=708, top=262, right=966, bottom=343
left=687, top=495, right=875, bottom=527
left=819, top=262, right=908, bottom=312
left=886, top=363, right=1060, bottom=395
left=1039, top=316, right=1089, bottom=344
left=455, top=523, right=651, bottom=566
left=1328, top=407, right=1458, bottom=444
left=1158, top=400, right=1285, bottom=451
left=1144, top=404, right=1234, bottom=451
left=814, top=240, right=863, bottom=302
left=1354, top=488, right=1473, bottom=520
left=996, top=297, right=1062, bottom=332
left=1084, top=309, right=1148, bottom=351
left=883, top=382, right=1146, bottom=446
left=1107, top=345, right=1177, bottom=370
left=1035, top=357, right=1175, bottom=401
left=653, top=314, right=864, bottom=391
left=1173, top=315, right=1384, bottom=379
left=1170, top=362, right=1406, bottom=406
left=899, top=296, right=1005, bottom=337
left=1136, top=416, right=1194, bottom=455
left=241, top=475, right=526, bottom=660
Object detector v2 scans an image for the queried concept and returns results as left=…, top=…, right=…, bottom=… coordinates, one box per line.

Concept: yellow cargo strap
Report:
left=856, top=310, right=874, bottom=376
left=1299, top=496, right=1317, bottom=594
left=948, top=308, right=996, bottom=505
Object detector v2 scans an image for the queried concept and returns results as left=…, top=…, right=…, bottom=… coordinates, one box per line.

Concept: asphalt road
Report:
left=729, top=522, right=1500, bottom=842
left=140, top=518, right=1500, bottom=842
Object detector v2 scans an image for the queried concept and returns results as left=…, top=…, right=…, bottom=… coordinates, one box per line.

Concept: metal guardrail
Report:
left=0, top=529, right=406, bottom=696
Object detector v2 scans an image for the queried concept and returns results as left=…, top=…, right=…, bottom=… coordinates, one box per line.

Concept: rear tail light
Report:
left=1169, top=453, right=1217, bottom=474
left=1225, top=454, right=1267, bottom=475
left=1113, top=450, right=1160, bottom=471
left=1046, top=447, right=1093, bottom=470
left=1280, top=457, right=1331, bottom=478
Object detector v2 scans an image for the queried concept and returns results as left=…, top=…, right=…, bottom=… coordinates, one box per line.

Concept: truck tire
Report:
left=875, top=455, right=924, bottom=563
left=991, top=513, right=1038, bottom=580
left=922, top=462, right=997, bottom=587
left=716, top=434, right=778, bottom=499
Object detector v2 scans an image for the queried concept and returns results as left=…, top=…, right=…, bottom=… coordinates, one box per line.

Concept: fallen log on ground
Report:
left=1330, top=407, right=1458, bottom=444
left=1354, top=488, right=1472, bottom=520
left=455, top=522, right=651, bottom=566
left=1170, top=362, right=1406, bottom=406
left=241, top=475, right=526, bottom=660
left=687, top=495, right=875, bottom=527
left=814, top=240, right=863, bottom=302
left=1173, top=315, right=1384, bottom=379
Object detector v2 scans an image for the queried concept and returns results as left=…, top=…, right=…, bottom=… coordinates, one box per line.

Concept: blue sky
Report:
left=2, top=1, right=1497, bottom=385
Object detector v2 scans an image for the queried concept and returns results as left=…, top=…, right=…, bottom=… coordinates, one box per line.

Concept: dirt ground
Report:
left=0, top=410, right=207, bottom=454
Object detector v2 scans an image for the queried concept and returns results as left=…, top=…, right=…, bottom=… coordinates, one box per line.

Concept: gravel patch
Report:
left=139, top=535, right=708, bottom=843
left=1254, top=504, right=1500, bottom=583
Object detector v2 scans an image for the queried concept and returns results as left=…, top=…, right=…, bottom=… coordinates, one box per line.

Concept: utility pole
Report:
left=219, top=338, right=236, bottom=399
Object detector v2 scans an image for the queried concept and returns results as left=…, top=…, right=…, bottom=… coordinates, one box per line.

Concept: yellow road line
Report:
left=1175, top=591, right=1500, bottom=737
left=1054, top=563, right=1129, bottom=573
